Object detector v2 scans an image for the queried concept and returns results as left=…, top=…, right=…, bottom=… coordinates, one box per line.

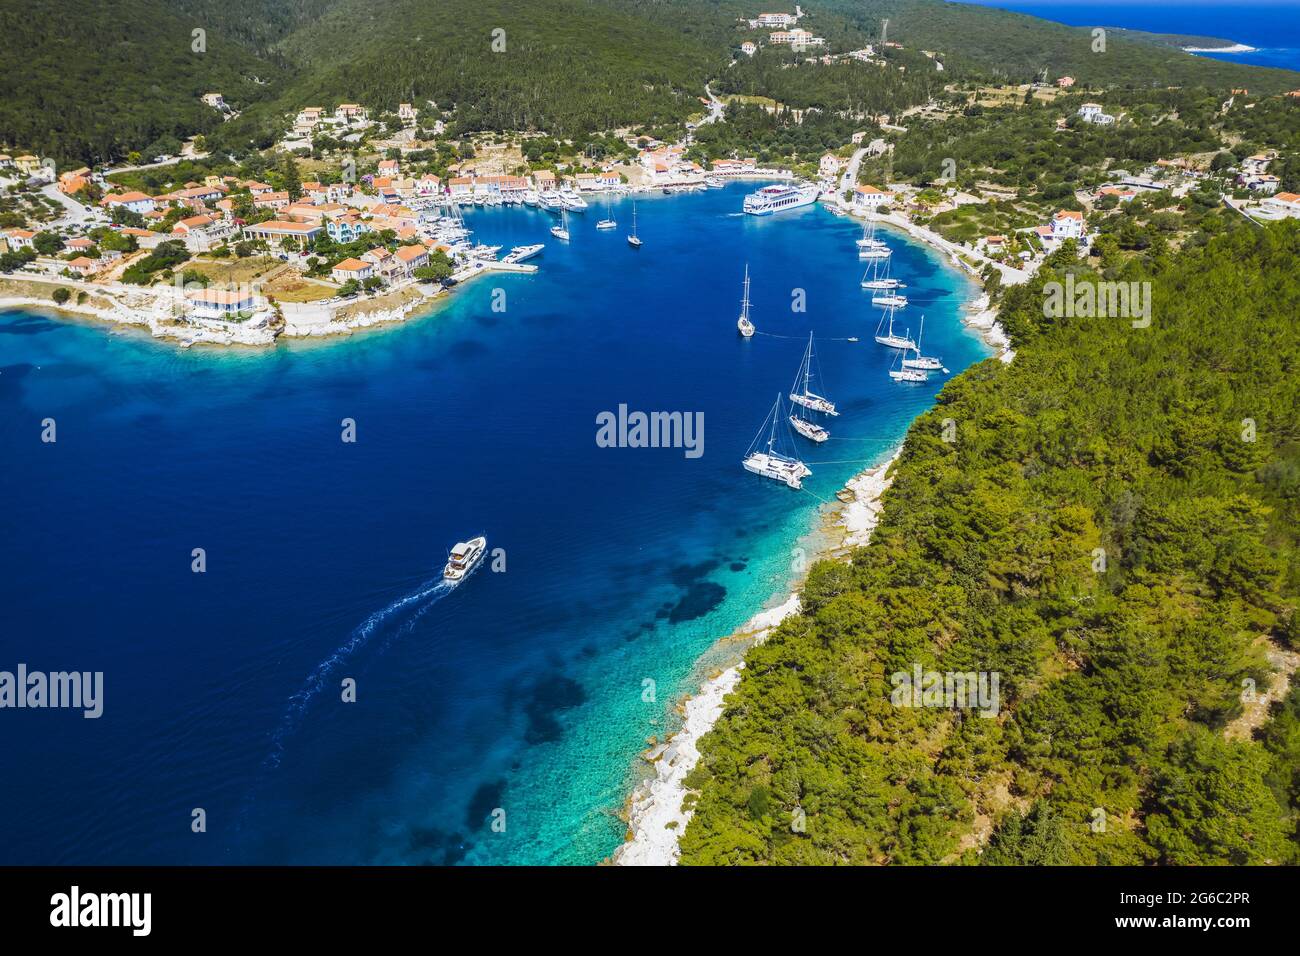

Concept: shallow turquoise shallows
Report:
left=0, top=184, right=988, bottom=864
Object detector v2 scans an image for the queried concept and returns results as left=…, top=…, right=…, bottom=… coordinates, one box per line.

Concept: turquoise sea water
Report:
left=0, top=184, right=988, bottom=864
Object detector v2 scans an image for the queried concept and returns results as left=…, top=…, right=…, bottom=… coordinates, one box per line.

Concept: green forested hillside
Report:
left=4, top=0, right=1300, bottom=166
left=271, top=0, right=720, bottom=137
left=0, top=0, right=288, bottom=165
left=679, top=224, right=1300, bottom=865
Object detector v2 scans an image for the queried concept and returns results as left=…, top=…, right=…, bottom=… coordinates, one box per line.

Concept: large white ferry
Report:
left=742, top=181, right=819, bottom=215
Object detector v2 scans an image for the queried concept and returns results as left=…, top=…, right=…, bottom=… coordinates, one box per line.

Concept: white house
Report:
left=1051, top=209, right=1086, bottom=241
left=100, top=191, right=157, bottom=215
left=331, top=257, right=374, bottom=284
left=1260, top=191, right=1300, bottom=220
left=819, top=154, right=845, bottom=178
left=185, top=288, right=260, bottom=318
left=740, top=41, right=757, bottom=57
left=1077, top=103, right=1116, bottom=126
left=852, top=185, right=892, bottom=210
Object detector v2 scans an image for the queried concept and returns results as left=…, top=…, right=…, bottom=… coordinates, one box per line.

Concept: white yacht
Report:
left=743, top=181, right=819, bottom=215
left=789, top=332, right=838, bottom=415
left=538, top=191, right=563, bottom=210
left=737, top=264, right=755, bottom=337
left=596, top=197, right=617, bottom=230
left=889, top=344, right=929, bottom=383
left=502, top=244, right=544, bottom=264
left=902, top=315, right=946, bottom=371
left=861, top=257, right=903, bottom=291
left=789, top=413, right=829, bottom=443
left=443, top=535, right=487, bottom=583
left=523, top=190, right=540, bottom=206
left=872, top=292, right=908, bottom=308
left=742, top=394, right=812, bottom=489
left=874, top=307, right=916, bottom=350
left=560, top=189, right=588, bottom=211
left=627, top=203, right=642, bottom=248
left=550, top=209, right=570, bottom=241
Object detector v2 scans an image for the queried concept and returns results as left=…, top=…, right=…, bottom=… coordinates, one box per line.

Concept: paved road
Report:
left=699, top=84, right=726, bottom=126
left=40, top=182, right=98, bottom=228
left=839, top=146, right=869, bottom=195
left=102, top=153, right=208, bottom=177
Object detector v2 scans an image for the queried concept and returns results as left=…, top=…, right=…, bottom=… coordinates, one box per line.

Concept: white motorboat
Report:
left=443, top=535, right=487, bottom=583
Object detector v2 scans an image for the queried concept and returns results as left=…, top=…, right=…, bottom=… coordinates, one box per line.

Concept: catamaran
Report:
left=902, top=315, right=947, bottom=371
left=889, top=342, right=929, bottom=383
left=789, top=331, right=838, bottom=416
left=737, top=264, right=755, bottom=337
left=627, top=203, right=642, bottom=248
left=742, top=394, right=812, bottom=489
left=443, top=535, right=487, bottom=583
left=550, top=208, right=570, bottom=241
left=874, top=306, right=916, bottom=350
left=596, top=197, right=617, bottom=230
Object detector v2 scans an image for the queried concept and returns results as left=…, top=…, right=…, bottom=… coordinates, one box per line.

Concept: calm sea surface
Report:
left=0, top=184, right=988, bottom=863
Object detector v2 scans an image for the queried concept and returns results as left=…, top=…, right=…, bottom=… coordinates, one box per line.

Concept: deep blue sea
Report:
left=962, top=0, right=1300, bottom=72
left=0, top=185, right=988, bottom=864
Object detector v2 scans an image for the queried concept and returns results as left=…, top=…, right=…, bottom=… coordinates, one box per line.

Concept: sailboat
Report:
left=627, top=203, right=642, bottom=248
left=596, top=196, right=617, bottom=230
left=789, top=407, right=829, bottom=442
left=857, top=216, right=891, bottom=260
left=872, top=290, right=908, bottom=308
left=901, top=315, right=947, bottom=372
left=742, top=394, right=812, bottom=489
left=889, top=337, right=929, bottom=382
left=737, top=264, right=755, bottom=337
left=861, top=256, right=904, bottom=291
left=789, top=332, right=838, bottom=416
left=550, top=208, right=570, bottom=241
left=874, top=306, right=916, bottom=350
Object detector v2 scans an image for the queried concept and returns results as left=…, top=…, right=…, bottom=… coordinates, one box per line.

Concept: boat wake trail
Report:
left=262, top=578, right=452, bottom=771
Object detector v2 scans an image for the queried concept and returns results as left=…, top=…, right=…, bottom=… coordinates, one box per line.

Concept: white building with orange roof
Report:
left=1051, top=209, right=1086, bottom=241
left=394, top=243, right=430, bottom=275
left=852, top=184, right=892, bottom=210
left=330, top=257, right=374, bottom=283
left=1260, top=191, right=1300, bottom=220
left=100, top=191, right=156, bottom=215
left=241, top=220, right=323, bottom=246
left=185, top=287, right=261, bottom=318
left=64, top=256, right=99, bottom=277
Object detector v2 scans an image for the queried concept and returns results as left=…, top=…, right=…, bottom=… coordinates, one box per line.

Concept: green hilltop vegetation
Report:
left=4, top=0, right=1300, bottom=166
left=679, top=223, right=1300, bottom=865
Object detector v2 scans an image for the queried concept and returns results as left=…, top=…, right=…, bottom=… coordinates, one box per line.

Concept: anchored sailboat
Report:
left=861, top=256, right=904, bottom=290
left=627, top=203, right=642, bottom=248
left=550, top=208, right=570, bottom=241
left=874, top=306, right=916, bottom=350
left=889, top=337, right=929, bottom=383
left=902, top=315, right=947, bottom=372
left=596, top=196, right=617, bottom=230
left=789, top=331, right=838, bottom=416
left=737, top=264, right=755, bottom=337
left=742, top=394, right=812, bottom=489
left=857, top=216, right=891, bottom=260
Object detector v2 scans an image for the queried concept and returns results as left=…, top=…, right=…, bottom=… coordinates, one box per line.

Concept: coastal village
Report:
left=4, top=6, right=1300, bottom=347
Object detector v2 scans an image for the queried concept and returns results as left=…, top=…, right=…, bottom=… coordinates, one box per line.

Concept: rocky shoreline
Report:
left=611, top=451, right=901, bottom=866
